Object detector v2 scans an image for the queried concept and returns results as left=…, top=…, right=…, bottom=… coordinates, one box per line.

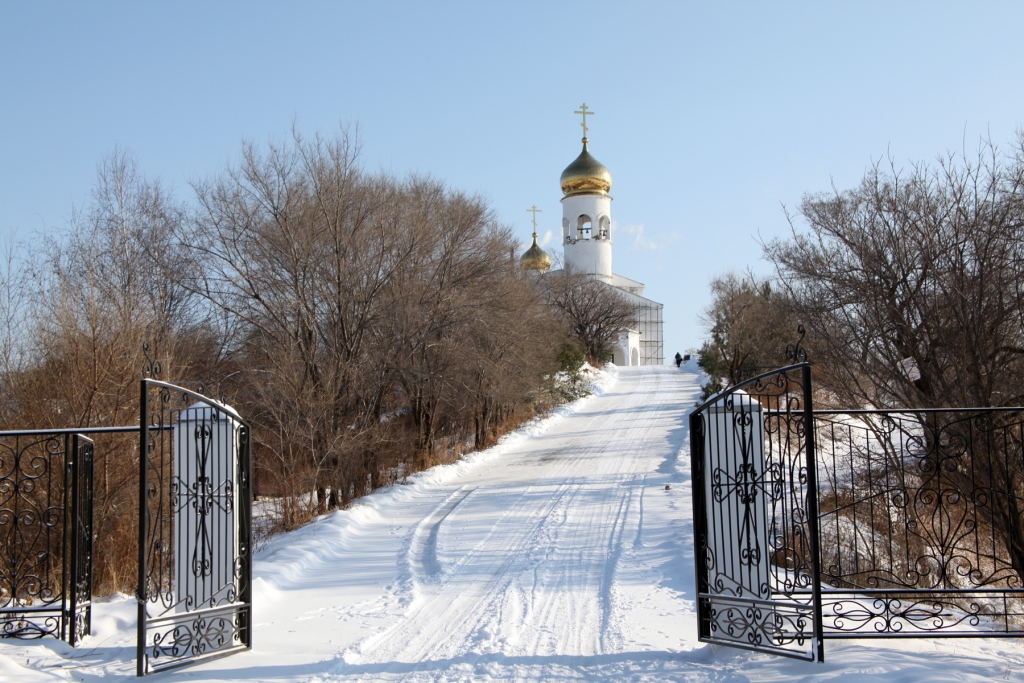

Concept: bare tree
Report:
left=179, top=128, right=562, bottom=522
left=697, top=271, right=792, bottom=398
left=0, top=238, right=29, bottom=421
left=2, top=149, right=208, bottom=594
left=178, top=127, right=412, bottom=518
left=764, top=134, right=1024, bottom=410
left=544, top=263, right=637, bottom=363
left=763, top=133, right=1024, bottom=584
left=378, top=177, right=558, bottom=456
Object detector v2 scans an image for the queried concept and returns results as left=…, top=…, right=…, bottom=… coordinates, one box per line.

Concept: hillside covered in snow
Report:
left=4, top=362, right=1024, bottom=682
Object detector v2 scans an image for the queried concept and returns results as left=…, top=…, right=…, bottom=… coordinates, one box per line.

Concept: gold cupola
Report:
left=520, top=232, right=552, bottom=272
left=560, top=138, right=612, bottom=197
left=521, top=204, right=551, bottom=272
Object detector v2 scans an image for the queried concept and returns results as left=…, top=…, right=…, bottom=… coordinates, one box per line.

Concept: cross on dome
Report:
left=574, top=103, right=593, bottom=141
left=527, top=205, right=543, bottom=234
left=560, top=104, right=612, bottom=197
left=520, top=203, right=551, bottom=272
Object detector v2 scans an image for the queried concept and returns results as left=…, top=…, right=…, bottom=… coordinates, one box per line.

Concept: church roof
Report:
left=560, top=139, right=612, bottom=197
left=520, top=233, right=552, bottom=271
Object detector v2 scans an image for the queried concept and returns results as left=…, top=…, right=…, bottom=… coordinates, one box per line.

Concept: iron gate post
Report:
left=71, top=434, right=94, bottom=646
left=137, top=379, right=148, bottom=678
left=238, top=423, right=253, bottom=649
left=69, top=434, right=81, bottom=646
left=85, top=437, right=95, bottom=641
left=61, top=434, right=71, bottom=643
left=800, top=363, right=825, bottom=661
left=689, top=411, right=710, bottom=639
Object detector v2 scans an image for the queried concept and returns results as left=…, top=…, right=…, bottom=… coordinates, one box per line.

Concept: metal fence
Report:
left=691, top=361, right=1024, bottom=661
left=0, top=372, right=252, bottom=676
left=815, top=408, right=1024, bottom=637
left=0, top=428, right=102, bottom=645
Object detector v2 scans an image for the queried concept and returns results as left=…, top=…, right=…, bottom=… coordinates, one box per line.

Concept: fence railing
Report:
left=0, top=425, right=168, bottom=646
left=692, top=353, right=1024, bottom=662
left=812, top=407, right=1024, bottom=636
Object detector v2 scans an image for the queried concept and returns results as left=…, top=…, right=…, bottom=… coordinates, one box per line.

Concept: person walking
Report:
left=674, top=351, right=683, bottom=368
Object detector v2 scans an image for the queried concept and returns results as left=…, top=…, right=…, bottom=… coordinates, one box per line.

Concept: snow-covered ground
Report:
left=6, top=361, right=1024, bottom=681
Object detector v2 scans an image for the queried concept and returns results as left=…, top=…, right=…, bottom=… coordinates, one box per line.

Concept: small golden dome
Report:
left=520, top=233, right=551, bottom=272
left=559, top=139, right=612, bottom=196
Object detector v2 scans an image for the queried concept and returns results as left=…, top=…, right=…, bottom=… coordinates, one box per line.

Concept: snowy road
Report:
left=6, top=363, right=1024, bottom=681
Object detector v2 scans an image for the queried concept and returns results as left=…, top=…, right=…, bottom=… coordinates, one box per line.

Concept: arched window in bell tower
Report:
left=599, top=216, right=610, bottom=239
left=577, top=214, right=592, bottom=240
left=562, top=217, right=570, bottom=243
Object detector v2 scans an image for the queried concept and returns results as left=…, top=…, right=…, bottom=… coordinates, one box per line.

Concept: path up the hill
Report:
left=6, top=363, right=1024, bottom=682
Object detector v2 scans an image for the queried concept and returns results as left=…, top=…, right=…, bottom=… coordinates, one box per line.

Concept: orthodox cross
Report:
left=527, top=205, right=542, bottom=235
left=574, top=103, right=594, bottom=138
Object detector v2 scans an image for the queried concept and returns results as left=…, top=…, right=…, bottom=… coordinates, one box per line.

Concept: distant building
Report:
left=521, top=105, right=664, bottom=366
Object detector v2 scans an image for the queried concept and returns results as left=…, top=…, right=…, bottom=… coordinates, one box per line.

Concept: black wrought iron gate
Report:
left=137, top=379, right=252, bottom=675
left=1, top=363, right=253, bottom=675
left=0, top=430, right=94, bottom=645
left=690, top=347, right=1024, bottom=662
left=690, top=362, right=824, bottom=661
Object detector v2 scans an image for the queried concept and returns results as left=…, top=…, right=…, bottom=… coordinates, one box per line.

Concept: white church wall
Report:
left=611, top=286, right=664, bottom=365
left=562, top=195, right=612, bottom=280
left=610, top=329, right=640, bottom=367
left=565, top=240, right=612, bottom=282
left=637, top=301, right=664, bottom=365
left=581, top=283, right=664, bottom=366
left=561, top=194, right=612, bottom=240
left=609, top=273, right=645, bottom=296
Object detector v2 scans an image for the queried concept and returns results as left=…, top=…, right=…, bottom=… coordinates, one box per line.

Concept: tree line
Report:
left=0, top=128, right=637, bottom=595
left=698, top=133, right=1024, bottom=587
left=699, top=133, right=1024, bottom=410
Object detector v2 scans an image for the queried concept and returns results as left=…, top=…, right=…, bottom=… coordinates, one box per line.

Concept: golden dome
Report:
left=520, top=233, right=551, bottom=272
left=559, top=139, right=612, bottom=196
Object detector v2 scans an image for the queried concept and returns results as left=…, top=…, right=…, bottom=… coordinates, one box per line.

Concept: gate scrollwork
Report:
left=137, top=379, right=252, bottom=676
left=691, top=362, right=824, bottom=661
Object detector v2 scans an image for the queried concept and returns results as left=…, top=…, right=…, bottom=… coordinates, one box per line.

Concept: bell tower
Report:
left=560, top=103, right=613, bottom=283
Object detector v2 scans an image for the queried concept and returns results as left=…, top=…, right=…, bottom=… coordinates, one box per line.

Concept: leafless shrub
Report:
left=696, top=271, right=794, bottom=399
left=764, top=133, right=1024, bottom=588
left=543, top=263, right=637, bottom=364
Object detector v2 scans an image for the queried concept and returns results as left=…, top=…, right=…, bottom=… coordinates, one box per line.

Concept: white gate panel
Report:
left=173, top=402, right=240, bottom=612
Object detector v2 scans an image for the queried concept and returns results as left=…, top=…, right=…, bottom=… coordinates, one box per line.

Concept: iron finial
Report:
left=785, top=324, right=809, bottom=364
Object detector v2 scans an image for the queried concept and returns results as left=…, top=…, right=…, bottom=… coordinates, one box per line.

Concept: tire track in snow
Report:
left=351, top=481, right=582, bottom=671
left=340, top=367, right=689, bottom=680
left=409, top=486, right=475, bottom=581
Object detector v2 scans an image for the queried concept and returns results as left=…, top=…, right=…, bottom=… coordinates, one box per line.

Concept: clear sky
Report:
left=2, top=2, right=1022, bottom=356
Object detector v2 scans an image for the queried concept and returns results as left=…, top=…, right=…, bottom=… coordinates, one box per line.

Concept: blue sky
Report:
left=2, top=2, right=1023, bottom=354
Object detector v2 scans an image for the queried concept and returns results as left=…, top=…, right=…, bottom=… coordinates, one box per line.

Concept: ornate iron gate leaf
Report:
left=690, top=363, right=824, bottom=661
left=137, top=379, right=252, bottom=676
left=814, top=408, right=1024, bottom=637
left=0, top=431, right=93, bottom=643
left=0, top=432, right=67, bottom=639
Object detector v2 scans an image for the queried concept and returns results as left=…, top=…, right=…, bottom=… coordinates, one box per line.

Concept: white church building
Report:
left=520, top=105, right=664, bottom=366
